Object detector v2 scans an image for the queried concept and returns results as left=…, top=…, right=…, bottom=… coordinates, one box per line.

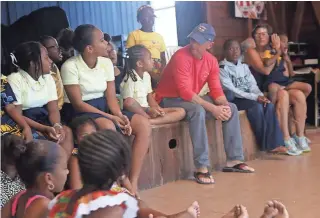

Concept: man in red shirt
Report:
left=156, top=23, right=255, bottom=184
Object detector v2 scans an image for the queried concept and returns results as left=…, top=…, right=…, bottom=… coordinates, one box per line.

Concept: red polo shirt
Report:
left=155, top=45, right=224, bottom=103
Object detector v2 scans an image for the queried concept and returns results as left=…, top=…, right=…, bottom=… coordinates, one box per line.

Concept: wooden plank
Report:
left=311, top=2, right=320, bottom=27
left=291, top=2, right=305, bottom=41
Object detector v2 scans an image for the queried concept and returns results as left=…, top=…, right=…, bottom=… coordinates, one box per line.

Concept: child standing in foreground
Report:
left=121, top=45, right=185, bottom=125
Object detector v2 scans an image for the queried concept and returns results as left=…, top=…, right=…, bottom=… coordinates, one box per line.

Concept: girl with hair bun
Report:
left=1, top=134, right=69, bottom=218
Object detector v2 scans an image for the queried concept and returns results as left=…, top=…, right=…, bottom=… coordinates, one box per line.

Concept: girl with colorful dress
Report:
left=48, top=130, right=200, bottom=218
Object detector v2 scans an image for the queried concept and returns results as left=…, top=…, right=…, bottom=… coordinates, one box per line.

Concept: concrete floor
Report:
left=140, top=131, right=320, bottom=218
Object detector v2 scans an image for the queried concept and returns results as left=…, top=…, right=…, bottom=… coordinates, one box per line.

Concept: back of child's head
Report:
left=8, top=41, right=43, bottom=76
left=78, top=130, right=131, bottom=190
left=104, top=33, right=112, bottom=43
left=124, top=44, right=149, bottom=82
left=73, top=24, right=96, bottom=53
left=69, top=115, right=99, bottom=141
left=1, top=134, right=60, bottom=188
left=56, top=28, right=74, bottom=50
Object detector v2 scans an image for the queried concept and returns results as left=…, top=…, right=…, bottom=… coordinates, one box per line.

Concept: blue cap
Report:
left=188, top=23, right=216, bottom=44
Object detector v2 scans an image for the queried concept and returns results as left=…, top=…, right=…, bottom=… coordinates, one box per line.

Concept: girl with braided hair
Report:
left=48, top=130, right=200, bottom=218
left=121, top=45, right=185, bottom=125
left=67, top=115, right=134, bottom=195
left=1, top=134, right=69, bottom=218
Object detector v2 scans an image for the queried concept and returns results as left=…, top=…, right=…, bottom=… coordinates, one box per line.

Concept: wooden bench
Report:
left=137, top=111, right=260, bottom=190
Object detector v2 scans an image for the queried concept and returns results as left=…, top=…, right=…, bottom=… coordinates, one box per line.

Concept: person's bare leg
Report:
left=149, top=108, right=186, bottom=125
left=130, top=115, right=151, bottom=195
left=268, top=83, right=282, bottom=104
left=288, top=107, right=296, bottom=136
left=59, top=126, right=74, bottom=157
left=275, top=90, right=290, bottom=140
left=68, top=156, right=83, bottom=189
left=141, top=201, right=200, bottom=218
left=95, top=117, right=117, bottom=131
left=123, top=98, right=150, bottom=118
left=286, top=81, right=312, bottom=97
left=288, top=89, right=307, bottom=137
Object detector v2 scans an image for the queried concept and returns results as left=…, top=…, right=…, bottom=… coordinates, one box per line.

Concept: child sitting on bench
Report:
left=121, top=45, right=185, bottom=125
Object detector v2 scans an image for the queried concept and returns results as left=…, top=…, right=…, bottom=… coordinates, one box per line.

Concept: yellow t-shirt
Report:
left=126, top=30, right=166, bottom=59
left=120, top=70, right=152, bottom=108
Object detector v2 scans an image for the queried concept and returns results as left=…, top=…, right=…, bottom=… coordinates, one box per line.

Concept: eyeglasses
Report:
left=254, top=32, right=268, bottom=37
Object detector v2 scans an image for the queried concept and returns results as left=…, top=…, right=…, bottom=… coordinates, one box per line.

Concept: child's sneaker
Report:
left=293, top=135, right=311, bottom=153
left=284, top=139, right=303, bottom=156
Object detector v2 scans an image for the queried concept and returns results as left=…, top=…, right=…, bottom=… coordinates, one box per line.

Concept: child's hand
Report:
left=157, top=107, right=165, bottom=116
left=148, top=107, right=162, bottom=118
left=44, top=126, right=59, bottom=141
left=22, top=127, right=33, bottom=143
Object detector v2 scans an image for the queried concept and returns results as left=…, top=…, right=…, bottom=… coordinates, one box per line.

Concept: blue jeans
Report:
left=160, top=95, right=244, bottom=169
left=225, top=91, right=284, bottom=151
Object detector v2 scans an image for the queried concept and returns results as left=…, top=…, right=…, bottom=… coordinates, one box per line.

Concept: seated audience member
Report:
left=104, top=33, right=125, bottom=94
left=245, top=24, right=311, bottom=152
left=7, top=42, right=74, bottom=156
left=1, top=135, right=25, bottom=208
left=1, top=135, right=68, bottom=218
left=1, top=76, right=34, bottom=142
left=68, top=115, right=134, bottom=194
left=155, top=23, right=255, bottom=185
left=121, top=45, right=185, bottom=125
left=60, top=24, right=151, bottom=195
left=219, top=39, right=297, bottom=155
left=127, top=5, right=166, bottom=86
left=40, top=35, right=64, bottom=110
left=48, top=130, right=200, bottom=218
left=56, top=28, right=75, bottom=69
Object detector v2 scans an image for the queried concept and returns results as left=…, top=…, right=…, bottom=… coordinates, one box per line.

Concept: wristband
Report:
left=53, top=123, right=63, bottom=129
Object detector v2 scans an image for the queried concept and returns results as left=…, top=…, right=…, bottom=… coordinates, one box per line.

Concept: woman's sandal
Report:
left=194, top=172, right=215, bottom=184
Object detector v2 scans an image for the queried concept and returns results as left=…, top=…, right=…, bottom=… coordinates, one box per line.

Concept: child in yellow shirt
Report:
left=127, top=5, right=166, bottom=87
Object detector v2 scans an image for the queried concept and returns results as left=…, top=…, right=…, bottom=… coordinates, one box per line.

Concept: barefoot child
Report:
left=68, top=115, right=134, bottom=195
left=121, top=45, right=185, bottom=125
left=48, top=130, right=200, bottom=218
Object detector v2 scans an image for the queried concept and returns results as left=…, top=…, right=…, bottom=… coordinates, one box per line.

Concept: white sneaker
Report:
left=293, top=135, right=311, bottom=153
left=284, top=139, right=303, bottom=156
